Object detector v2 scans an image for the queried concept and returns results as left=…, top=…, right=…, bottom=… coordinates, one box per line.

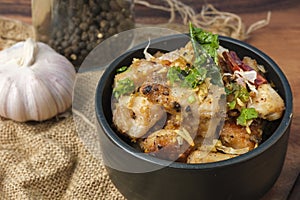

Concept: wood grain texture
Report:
left=0, top=0, right=31, bottom=15
left=1, top=0, right=300, bottom=199
left=0, top=0, right=31, bottom=23
left=288, top=173, right=300, bottom=199
left=135, top=0, right=300, bottom=18
left=1, top=0, right=299, bottom=19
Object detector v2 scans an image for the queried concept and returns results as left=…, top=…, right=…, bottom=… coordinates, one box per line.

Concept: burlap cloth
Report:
left=0, top=115, right=125, bottom=200
left=0, top=16, right=126, bottom=200
left=0, top=17, right=34, bottom=50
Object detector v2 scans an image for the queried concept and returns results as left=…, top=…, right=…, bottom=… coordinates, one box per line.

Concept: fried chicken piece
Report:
left=220, top=120, right=262, bottom=150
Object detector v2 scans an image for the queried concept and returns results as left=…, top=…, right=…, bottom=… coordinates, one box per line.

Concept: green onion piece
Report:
left=226, top=83, right=250, bottom=110
left=188, top=95, right=196, bottom=103
left=116, top=66, right=129, bottom=73
left=113, top=78, right=135, bottom=99
left=237, top=86, right=250, bottom=103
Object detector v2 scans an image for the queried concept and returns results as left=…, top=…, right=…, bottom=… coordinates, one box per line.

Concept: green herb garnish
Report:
left=188, top=95, right=196, bottom=103
left=167, top=66, right=207, bottom=89
left=226, top=83, right=250, bottom=110
left=116, top=66, right=129, bottom=73
left=189, top=23, right=223, bottom=87
left=113, top=78, right=135, bottom=99
left=183, top=67, right=207, bottom=88
left=237, top=108, right=258, bottom=126
left=166, top=23, right=219, bottom=89
left=167, top=66, right=184, bottom=85
left=189, top=23, right=219, bottom=64
left=228, top=100, right=236, bottom=110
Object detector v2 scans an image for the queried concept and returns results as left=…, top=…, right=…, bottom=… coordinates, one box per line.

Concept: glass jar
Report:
left=32, top=0, right=134, bottom=71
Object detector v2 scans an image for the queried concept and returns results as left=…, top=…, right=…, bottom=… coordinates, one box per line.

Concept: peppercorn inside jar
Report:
left=32, top=0, right=134, bottom=71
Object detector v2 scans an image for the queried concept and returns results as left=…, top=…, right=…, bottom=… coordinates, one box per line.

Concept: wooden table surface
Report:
left=1, top=0, right=300, bottom=199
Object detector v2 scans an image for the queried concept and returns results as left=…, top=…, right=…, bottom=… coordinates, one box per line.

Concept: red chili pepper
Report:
left=222, top=51, right=267, bottom=86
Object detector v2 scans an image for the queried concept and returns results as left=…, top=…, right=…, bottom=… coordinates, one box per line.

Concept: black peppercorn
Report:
left=34, top=0, right=134, bottom=72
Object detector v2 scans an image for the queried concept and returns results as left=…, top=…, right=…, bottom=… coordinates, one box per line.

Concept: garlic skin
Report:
left=0, top=38, right=76, bottom=122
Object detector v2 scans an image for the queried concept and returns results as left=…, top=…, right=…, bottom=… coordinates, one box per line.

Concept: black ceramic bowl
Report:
left=95, top=35, right=293, bottom=200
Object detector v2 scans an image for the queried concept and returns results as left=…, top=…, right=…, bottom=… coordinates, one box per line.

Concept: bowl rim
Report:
left=95, top=35, right=293, bottom=169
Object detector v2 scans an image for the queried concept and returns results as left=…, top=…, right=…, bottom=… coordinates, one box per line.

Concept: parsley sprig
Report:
left=237, top=108, right=258, bottom=126
left=167, top=66, right=207, bottom=88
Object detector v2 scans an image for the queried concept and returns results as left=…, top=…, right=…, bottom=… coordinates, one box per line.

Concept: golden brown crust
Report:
left=220, top=120, right=262, bottom=150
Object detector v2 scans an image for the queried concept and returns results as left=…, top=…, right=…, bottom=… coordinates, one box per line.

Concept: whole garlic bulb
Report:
left=0, top=38, right=76, bottom=122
